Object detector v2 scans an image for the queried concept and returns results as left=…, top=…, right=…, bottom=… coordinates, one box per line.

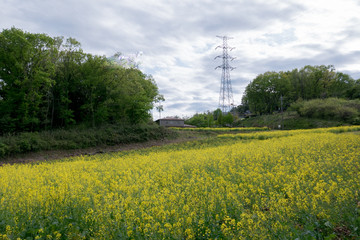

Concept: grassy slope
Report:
left=236, top=111, right=346, bottom=129
left=0, top=111, right=352, bottom=160
left=0, top=123, right=177, bottom=159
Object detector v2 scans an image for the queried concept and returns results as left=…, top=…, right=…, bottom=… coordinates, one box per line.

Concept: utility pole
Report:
left=215, top=35, right=235, bottom=113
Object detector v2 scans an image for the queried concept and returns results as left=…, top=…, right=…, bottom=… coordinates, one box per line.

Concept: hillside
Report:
left=236, top=111, right=347, bottom=129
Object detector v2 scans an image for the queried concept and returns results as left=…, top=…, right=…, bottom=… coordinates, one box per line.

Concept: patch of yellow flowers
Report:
left=0, top=126, right=359, bottom=239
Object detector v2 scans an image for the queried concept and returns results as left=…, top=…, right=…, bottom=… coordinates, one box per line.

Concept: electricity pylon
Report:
left=215, top=35, right=235, bottom=113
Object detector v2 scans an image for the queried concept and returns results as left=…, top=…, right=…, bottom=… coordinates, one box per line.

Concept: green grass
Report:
left=236, top=111, right=346, bottom=129
left=0, top=123, right=176, bottom=158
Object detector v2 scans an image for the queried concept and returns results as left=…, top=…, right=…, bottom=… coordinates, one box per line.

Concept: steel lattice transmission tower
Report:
left=215, top=35, right=235, bottom=113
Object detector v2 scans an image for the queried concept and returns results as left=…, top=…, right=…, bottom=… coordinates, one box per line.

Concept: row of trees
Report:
left=0, top=28, right=163, bottom=134
left=185, top=109, right=234, bottom=127
left=240, top=65, right=360, bottom=115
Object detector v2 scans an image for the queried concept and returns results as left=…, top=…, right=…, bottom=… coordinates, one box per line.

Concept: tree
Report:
left=243, top=71, right=291, bottom=115
left=98, top=64, right=161, bottom=125
left=331, top=72, right=355, bottom=98
left=213, top=109, right=223, bottom=126
left=52, top=37, right=84, bottom=127
left=347, top=79, right=360, bottom=99
left=155, top=94, right=165, bottom=119
left=289, top=65, right=353, bottom=100
left=241, top=65, right=356, bottom=116
left=79, top=54, right=109, bottom=127
left=185, top=111, right=215, bottom=127
left=232, top=102, right=249, bottom=117
left=0, top=28, right=162, bottom=134
left=223, top=112, right=234, bottom=126
left=0, top=27, right=56, bottom=133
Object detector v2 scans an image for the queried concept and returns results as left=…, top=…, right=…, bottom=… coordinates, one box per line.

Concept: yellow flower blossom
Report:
left=0, top=126, right=359, bottom=239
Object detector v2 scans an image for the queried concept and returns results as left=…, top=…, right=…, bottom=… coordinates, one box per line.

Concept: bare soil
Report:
left=0, top=135, right=200, bottom=167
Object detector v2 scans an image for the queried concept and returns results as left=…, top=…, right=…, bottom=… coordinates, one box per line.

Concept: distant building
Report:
left=155, top=118, right=185, bottom=127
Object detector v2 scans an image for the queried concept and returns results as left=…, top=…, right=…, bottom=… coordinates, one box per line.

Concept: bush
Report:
left=291, top=98, right=360, bottom=122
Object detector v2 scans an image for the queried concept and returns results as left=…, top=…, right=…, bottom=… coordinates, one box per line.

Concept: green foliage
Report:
left=243, top=71, right=291, bottom=115
left=346, top=79, right=360, bottom=99
left=0, top=27, right=161, bottom=134
left=0, top=27, right=56, bottom=132
left=291, top=98, right=360, bottom=123
left=236, top=111, right=345, bottom=130
left=242, top=65, right=358, bottom=115
left=185, top=109, right=237, bottom=127
left=213, top=108, right=224, bottom=126
left=223, top=112, right=234, bottom=126
left=185, top=111, right=215, bottom=127
left=0, top=123, right=174, bottom=158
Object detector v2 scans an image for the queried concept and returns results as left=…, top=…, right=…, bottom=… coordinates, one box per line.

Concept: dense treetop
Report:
left=0, top=27, right=163, bottom=134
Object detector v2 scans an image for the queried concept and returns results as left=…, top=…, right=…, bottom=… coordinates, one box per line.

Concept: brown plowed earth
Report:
left=0, top=136, right=199, bottom=167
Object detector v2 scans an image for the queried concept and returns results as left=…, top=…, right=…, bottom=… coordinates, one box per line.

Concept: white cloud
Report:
left=1, top=0, right=360, bottom=119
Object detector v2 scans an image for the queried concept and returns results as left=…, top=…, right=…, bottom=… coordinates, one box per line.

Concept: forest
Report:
left=0, top=27, right=163, bottom=135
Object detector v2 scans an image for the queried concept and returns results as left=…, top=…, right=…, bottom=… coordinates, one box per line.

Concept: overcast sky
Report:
left=1, top=0, right=360, bottom=119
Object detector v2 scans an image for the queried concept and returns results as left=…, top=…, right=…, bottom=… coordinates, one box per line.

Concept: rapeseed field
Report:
left=0, top=126, right=359, bottom=239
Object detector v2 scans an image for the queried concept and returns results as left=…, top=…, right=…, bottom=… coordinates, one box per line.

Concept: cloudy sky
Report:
left=1, top=0, right=360, bottom=119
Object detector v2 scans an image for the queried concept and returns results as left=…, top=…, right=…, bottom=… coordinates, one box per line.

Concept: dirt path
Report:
left=0, top=136, right=199, bottom=167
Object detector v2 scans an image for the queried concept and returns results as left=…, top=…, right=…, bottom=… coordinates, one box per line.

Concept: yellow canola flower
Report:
left=0, top=126, right=359, bottom=239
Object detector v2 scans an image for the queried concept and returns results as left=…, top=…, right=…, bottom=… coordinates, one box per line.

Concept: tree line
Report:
left=186, top=65, right=360, bottom=128
left=185, top=109, right=234, bottom=127
left=240, top=65, right=360, bottom=115
left=0, top=27, right=163, bottom=134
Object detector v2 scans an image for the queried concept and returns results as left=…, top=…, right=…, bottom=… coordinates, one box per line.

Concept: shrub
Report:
left=291, top=98, right=360, bottom=122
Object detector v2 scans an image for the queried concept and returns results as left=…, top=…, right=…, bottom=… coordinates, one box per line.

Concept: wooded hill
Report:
left=241, top=65, right=360, bottom=115
left=186, top=65, right=360, bottom=128
left=0, top=27, right=163, bottom=135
